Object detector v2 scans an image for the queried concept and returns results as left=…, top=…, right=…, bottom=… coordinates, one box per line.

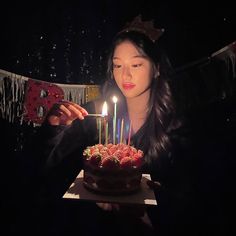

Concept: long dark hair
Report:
left=102, top=31, right=179, bottom=172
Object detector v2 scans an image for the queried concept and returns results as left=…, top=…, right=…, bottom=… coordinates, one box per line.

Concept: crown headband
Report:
left=119, top=15, right=164, bottom=43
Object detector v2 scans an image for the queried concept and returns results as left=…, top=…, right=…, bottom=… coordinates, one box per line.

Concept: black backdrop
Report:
left=0, top=1, right=236, bottom=235
left=0, top=0, right=236, bottom=83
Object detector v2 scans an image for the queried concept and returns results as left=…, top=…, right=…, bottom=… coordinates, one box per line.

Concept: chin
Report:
left=123, top=93, right=135, bottom=99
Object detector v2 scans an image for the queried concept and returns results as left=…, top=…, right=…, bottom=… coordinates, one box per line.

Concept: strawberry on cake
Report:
left=82, top=143, right=144, bottom=195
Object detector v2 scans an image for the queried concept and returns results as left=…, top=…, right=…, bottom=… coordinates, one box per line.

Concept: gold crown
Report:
left=119, top=15, right=164, bottom=42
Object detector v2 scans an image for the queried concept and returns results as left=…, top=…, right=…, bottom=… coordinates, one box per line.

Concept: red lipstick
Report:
left=122, top=83, right=135, bottom=90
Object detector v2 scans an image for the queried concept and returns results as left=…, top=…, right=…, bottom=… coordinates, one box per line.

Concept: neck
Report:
left=126, top=90, right=150, bottom=116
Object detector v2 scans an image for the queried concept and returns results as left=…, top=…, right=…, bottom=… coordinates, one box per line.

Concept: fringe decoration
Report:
left=171, top=41, right=236, bottom=113
left=57, top=84, right=101, bottom=105
left=58, top=84, right=86, bottom=105
left=0, top=69, right=27, bottom=124
left=0, top=69, right=100, bottom=125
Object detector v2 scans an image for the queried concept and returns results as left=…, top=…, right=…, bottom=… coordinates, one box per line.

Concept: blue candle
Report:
left=117, top=118, right=121, bottom=143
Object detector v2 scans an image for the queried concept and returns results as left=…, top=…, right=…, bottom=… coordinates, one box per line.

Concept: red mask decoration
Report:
left=23, top=79, right=64, bottom=124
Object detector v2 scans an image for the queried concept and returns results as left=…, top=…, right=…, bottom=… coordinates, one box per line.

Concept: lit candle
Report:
left=120, top=118, right=124, bottom=143
left=128, top=119, right=132, bottom=146
left=102, top=101, right=108, bottom=117
left=112, top=96, right=118, bottom=144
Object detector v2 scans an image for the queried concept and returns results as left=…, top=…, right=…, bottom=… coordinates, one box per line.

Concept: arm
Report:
left=24, top=100, right=97, bottom=199
left=29, top=100, right=89, bottom=172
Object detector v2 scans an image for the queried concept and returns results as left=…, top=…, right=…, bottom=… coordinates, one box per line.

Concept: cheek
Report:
left=113, top=71, right=121, bottom=83
left=142, top=79, right=152, bottom=90
left=139, top=70, right=153, bottom=87
left=114, top=75, right=122, bottom=89
left=146, top=68, right=154, bottom=85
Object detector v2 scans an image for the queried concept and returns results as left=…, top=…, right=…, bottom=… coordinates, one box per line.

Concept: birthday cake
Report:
left=82, top=143, right=144, bottom=195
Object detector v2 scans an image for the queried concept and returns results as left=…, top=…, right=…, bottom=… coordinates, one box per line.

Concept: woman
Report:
left=26, top=17, right=196, bottom=236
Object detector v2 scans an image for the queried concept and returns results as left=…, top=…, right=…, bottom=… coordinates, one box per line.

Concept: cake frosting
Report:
left=82, top=143, right=144, bottom=195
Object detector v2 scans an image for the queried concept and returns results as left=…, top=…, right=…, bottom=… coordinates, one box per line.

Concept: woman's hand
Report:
left=96, top=203, right=145, bottom=217
left=45, top=100, right=88, bottom=126
left=96, top=202, right=120, bottom=211
left=146, top=180, right=162, bottom=193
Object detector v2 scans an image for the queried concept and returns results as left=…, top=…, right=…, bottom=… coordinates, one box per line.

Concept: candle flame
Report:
left=112, top=96, right=118, bottom=103
left=102, top=101, right=108, bottom=116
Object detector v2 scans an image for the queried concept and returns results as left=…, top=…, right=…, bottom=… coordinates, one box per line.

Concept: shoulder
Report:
left=168, top=115, right=194, bottom=157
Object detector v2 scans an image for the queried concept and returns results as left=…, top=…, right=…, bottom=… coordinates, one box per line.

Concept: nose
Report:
left=122, top=66, right=132, bottom=80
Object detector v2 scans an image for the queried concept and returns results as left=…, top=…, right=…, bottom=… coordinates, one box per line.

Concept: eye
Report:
left=132, top=63, right=142, bottom=68
left=113, top=64, right=121, bottom=69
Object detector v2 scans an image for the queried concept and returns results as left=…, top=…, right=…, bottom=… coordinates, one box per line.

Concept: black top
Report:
left=22, top=100, right=197, bottom=235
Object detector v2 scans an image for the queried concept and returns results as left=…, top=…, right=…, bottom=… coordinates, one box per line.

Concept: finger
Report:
left=96, top=202, right=103, bottom=208
left=111, top=204, right=120, bottom=211
left=80, top=107, right=88, bottom=116
left=48, top=113, right=73, bottom=126
left=61, top=100, right=88, bottom=116
left=146, top=180, right=162, bottom=190
left=47, top=115, right=60, bottom=125
left=66, top=104, right=85, bottom=119
left=59, top=114, right=73, bottom=126
left=52, top=105, right=72, bottom=121
left=47, top=107, right=72, bottom=125
left=47, top=103, right=66, bottom=116
left=96, top=203, right=112, bottom=211
left=65, top=119, right=73, bottom=125
left=60, top=102, right=84, bottom=120
left=45, top=103, right=69, bottom=125
left=56, top=103, right=83, bottom=120
left=103, top=203, right=112, bottom=211
left=59, top=104, right=72, bottom=117
left=96, top=202, right=108, bottom=210
left=68, top=102, right=88, bottom=116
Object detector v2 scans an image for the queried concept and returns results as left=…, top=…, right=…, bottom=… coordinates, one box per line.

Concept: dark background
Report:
left=0, top=0, right=235, bottom=235
left=0, top=0, right=236, bottom=84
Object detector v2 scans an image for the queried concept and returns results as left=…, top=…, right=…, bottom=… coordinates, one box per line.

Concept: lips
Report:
left=122, top=83, right=135, bottom=90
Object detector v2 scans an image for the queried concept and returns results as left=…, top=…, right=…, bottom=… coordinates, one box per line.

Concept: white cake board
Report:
left=63, top=170, right=157, bottom=205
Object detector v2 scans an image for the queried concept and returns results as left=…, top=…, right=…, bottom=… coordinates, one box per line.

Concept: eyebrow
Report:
left=113, top=55, right=145, bottom=60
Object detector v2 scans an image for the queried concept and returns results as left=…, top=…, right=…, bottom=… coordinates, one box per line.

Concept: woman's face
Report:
left=112, top=40, right=154, bottom=99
